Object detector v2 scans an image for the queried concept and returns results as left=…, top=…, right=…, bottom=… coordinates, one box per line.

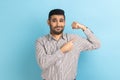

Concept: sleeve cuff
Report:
left=84, top=28, right=94, bottom=35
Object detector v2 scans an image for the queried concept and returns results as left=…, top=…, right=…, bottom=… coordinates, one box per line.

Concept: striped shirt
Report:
left=36, top=28, right=100, bottom=80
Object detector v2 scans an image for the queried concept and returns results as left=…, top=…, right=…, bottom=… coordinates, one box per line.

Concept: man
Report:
left=36, top=9, right=100, bottom=80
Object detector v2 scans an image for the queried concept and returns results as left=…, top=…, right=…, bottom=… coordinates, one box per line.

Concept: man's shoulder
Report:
left=36, top=34, right=49, bottom=42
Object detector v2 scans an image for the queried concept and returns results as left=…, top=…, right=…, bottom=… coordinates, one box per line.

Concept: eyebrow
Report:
left=51, top=18, right=64, bottom=20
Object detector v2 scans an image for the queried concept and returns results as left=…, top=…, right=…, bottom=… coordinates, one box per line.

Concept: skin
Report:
left=47, top=15, right=87, bottom=54
left=47, top=15, right=65, bottom=40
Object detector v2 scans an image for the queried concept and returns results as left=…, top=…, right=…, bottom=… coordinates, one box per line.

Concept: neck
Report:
left=50, top=33, right=63, bottom=40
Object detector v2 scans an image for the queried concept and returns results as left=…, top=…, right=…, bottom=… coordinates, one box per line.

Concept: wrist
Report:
left=60, top=48, right=65, bottom=54
left=82, top=26, right=87, bottom=31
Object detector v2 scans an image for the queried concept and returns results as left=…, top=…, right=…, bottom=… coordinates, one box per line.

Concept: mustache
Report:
left=54, top=26, right=63, bottom=28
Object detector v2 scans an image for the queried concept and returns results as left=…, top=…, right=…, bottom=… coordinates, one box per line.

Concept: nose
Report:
left=57, top=21, right=61, bottom=26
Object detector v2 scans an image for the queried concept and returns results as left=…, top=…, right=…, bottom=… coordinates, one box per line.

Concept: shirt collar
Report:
left=48, top=33, right=66, bottom=41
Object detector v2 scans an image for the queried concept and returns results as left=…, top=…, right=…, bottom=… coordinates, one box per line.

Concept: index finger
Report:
left=69, top=38, right=76, bottom=43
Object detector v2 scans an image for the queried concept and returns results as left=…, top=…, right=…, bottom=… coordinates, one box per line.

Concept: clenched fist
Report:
left=71, top=21, right=87, bottom=31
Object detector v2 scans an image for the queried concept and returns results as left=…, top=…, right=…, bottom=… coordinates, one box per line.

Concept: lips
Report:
left=55, top=27, right=62, bottom=30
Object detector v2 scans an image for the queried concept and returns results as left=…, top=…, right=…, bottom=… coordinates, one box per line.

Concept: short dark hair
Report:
left=48, top=9, right=65, bottom=20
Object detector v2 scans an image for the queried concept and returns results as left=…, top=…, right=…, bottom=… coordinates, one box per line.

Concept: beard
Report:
left=50, top=26, right=64, bottom=35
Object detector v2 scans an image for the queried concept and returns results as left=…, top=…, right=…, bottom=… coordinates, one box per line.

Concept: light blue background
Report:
left=0, top=0, right=120, bottom=80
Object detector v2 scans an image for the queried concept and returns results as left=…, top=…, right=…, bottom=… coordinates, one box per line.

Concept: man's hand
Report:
left=60, top=39, right=75, bottom=53
left=71, top=21, right=87, bottom=31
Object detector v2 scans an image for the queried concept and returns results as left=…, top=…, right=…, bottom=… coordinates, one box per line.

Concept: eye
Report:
left=59, top=19, right=64, bottom=22
left=51, top=19, right=57, bottom=22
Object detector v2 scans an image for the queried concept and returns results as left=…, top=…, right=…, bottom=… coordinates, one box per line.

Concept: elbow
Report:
left=95, top=41, right=101, bottom=49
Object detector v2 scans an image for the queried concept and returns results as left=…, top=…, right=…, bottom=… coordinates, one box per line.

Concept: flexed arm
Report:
left=72, top=22, right=101, bottom=51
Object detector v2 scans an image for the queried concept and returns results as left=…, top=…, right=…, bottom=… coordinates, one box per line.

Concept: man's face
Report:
left=48, top=15, right=65, bottom=35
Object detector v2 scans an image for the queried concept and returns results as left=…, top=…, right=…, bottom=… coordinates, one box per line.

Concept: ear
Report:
left=64, top=20, right=66, bottom=26
left=47, top=20, right=50, bottom=26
